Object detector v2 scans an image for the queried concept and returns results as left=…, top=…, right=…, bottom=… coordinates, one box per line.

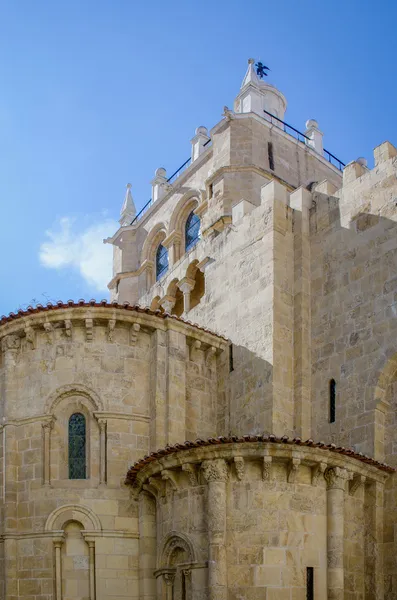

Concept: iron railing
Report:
left=263, top=109, right=345, bottom=171
left=130, top=138, right=212, bottom=225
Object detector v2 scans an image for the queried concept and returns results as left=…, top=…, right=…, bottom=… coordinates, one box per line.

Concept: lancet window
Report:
left=185, top=211, right=200, bottom=252
left=156, top=244, right=169, bottom=280
left=68, top=413, right=87, bottom=479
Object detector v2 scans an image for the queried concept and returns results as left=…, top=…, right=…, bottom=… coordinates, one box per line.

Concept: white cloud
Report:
left=39, top=216, right=118, bottom=292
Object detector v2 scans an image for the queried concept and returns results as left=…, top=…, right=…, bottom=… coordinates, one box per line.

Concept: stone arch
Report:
left=169, top=191, right=201, bottom=235
left=185, top=260, right=205, bottom=311
left=159, top=531, right=196, bottom=568
left=141, top=222, right=167, bottom=265
left=45, top=384, right=103, bottom=414
left=150, top=295, right=164, bottom=312
left=166, top=278, right=180, bottom=298
left=45, top=504, right=102, bottom=531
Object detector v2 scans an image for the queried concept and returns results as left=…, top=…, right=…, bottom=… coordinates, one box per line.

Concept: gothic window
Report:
left=68, top=413, right=86, bottom=479
left=329, top=379, right=336, bottom=423
left=156, top=244, right=169, bottom=280
left=185, top=212, right=200, bottom=252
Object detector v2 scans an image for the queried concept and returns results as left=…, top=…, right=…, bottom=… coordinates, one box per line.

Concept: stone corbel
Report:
left=234, top=456, right=245, bottom=481
left=24, top=325, right=35, bottom=349
left=311, top=462, right=327, bottom=486
left=263, top=454, right=272, bottom=481
left=85, top=318, right=93, bottom=342
left=130, top=323, right=141, bottom=345
left=64, top=319, right=72, bottom=338
left=189, top=340, right=202, bottom=362
left=107, top=319, right=116, bottom=342
left=43, top=321, right=54, bottom=344
left=161, top=469, right=179, bottom=492
left=197, top=256, right=215, bottom=273
left=182, top=463, right=198, bottom=486
left=287, top=457, right=301, bottom=483
left=205, top=346, right=217, bottom=368
left=147, top=476, right=166, bottom=498
left=349, top=474, right=366, bottom=496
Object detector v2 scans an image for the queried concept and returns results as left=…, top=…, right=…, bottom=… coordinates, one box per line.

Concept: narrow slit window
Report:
left=268, top=141, right=275, bottom=171
left=229, top=344, right=234, bottom=372
left=306, top=567, right=314, bottom=600
left=68, top=413, right=86, bottom=479
left=329, top=379, right=336, bottom=423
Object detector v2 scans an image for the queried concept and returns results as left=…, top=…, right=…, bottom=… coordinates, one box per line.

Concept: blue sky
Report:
left=0, top=0, right=396, bottom=316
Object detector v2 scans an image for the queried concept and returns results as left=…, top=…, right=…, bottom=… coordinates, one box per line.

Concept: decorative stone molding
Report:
left=160, top=295, right=176, bottom=314
left=234, top=456, right=245, bottom=480
left=324, top=466, right=349, bottom=490
left=148, top=476, right=166, bottom=498
left=182, top=463, right=198, bottom=485
left=201, top=459, right=228, bottom=483
left=189, top=339, right=202, bottom=362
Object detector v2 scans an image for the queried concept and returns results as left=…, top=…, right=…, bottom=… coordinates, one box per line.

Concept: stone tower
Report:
left=1, top=59, right=397, bottom=600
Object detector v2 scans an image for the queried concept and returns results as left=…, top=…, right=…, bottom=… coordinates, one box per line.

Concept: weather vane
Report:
left=255, top=61, right=270, bottom=79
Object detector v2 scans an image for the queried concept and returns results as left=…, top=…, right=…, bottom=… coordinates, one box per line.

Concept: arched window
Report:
left=156, top=244, right=168, bottom=281
left=185, top=211, right=200, bottom=252
left=329, top=379, right=336, bottom=423
left=68, top=413, right=86, bottom=479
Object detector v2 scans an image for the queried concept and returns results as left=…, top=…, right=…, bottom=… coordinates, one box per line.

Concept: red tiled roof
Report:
left=125, top=434, right=395, bottom=484
left=0, top=300, right=228, bottom=341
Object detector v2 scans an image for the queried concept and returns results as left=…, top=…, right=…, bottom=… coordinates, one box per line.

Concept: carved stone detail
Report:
left=201, top=459, right=228, bottom=483
left=287, top=457, right=301, bottom=483
left=24, top=326, right=35, bottom=349
left=234, top=456, right=245, bottom=481
left=1, top=334, right=21, bottom=352
left=64, top=319, right=72, bottom=338
left=349, top=474, right=366, bottom=496
left=161, top=469, right=179, bottom=491
left=263, top=455, right=272, bottom=481
left=85, top=318, right=93, bottom=342
left=182, top=463, right=198, bottom=485
left=324, top=467, right=349, bottom=490
left=148, top=476, right=166, bottom=497
left=205, top=346, right=217, bottom=367
left=107, top=319, right=116, bottom=342
left=43, top=322, right=54, bottom=344
left=130, top=323, right=140, bottom=345
left=311, top=462, right=327, bottom=486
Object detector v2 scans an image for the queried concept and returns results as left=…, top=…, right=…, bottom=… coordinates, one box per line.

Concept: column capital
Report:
left=201, top=458, right=228, bottom=483
left=325, top=466, right=349, bottom=490
left=178, top=277, right=195, bottom=294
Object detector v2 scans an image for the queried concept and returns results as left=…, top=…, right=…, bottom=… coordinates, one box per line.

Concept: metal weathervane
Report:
left=255, top=61, right=270, bottom=79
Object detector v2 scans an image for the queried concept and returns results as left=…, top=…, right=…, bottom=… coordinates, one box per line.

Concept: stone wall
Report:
left=0, top=304, right=227, bottom=600
left=129, top=440, right=390, bottom=600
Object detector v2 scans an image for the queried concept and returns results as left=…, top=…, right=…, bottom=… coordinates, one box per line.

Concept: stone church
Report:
left=1, top=59, right=397, bottom=600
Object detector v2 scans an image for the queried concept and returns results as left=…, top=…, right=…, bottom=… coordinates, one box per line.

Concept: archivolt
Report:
left=44, top=384, right=103, bottom=414
left=45, top=504, right=102, bottom=531
left=169, top=190, right=200, bottom=234
left=159, top=531, right=196, bottom=568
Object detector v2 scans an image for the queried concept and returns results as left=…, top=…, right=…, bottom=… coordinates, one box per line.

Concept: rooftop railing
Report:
left=263, top=109, right=345, bottom=171
left=130, top=138, right=212, bottom=226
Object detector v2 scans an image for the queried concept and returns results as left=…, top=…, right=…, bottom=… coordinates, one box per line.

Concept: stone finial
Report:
left=305, top=119, right=324, bottom=155
left=119, top=184, right=136, bottom=226
left=151, top=168, right=168, bottom=203
left=234, top=58, right=287, bottom=120
left=191, top=126, right=210, bottom=162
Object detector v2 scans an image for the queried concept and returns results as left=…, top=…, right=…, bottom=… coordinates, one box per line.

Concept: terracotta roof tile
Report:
left=125, top=435, right=395, bottom=484
left=0, top=300, right=228, bottom=341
